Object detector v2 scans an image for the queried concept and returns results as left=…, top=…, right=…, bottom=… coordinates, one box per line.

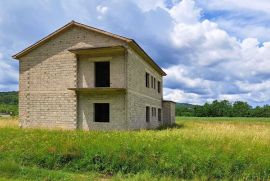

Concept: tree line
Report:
left=176, top=100, right=270, bottom=117
left=1, top=91, right=270, bottom=117
left=0, top=91, right=18, bottom=116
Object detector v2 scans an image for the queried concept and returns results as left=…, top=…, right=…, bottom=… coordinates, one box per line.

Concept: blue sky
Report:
left=1, top=0, right=270, bottom=105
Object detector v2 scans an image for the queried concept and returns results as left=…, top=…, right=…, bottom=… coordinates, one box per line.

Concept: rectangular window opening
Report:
left=94, top=103, right=109, bottom=122
left=145, top=73, right=149, bottom=88
left=158, top=108, right=161, bottom=122
left=158, top=81, right=161, bottom=93
left=151, top=76, right=153, bottom=88
left=146, top=106, right=150, bottom=122
left=95, top=62, right=110, bottom=87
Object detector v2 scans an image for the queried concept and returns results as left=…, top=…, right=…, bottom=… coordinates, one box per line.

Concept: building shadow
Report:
left=156, top=123, right=184, bottom=130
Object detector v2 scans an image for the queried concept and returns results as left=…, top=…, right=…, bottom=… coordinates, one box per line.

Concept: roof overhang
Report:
left=163, top=100, right=176, bottom=104
left=68, top=45, right=125, bottom=57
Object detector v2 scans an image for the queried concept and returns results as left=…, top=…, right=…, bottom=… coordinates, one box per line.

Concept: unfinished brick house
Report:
left=13, top=21, right=175, bottom=130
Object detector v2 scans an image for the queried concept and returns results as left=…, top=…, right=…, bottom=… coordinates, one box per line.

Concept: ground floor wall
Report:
left=19, top=91, right=77, bottom=129
left=77, top=91, right=127, bottom=130
left=162, top=101, right=176, bottom=125
left=127, top=90, right=162, bottom=129
left=18, top=91, right=174, bottom=130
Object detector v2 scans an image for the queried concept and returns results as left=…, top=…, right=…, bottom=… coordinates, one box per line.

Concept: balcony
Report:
left=68, top=87, right=126, bottom=93
left=69, top=45, right=126, bottom=91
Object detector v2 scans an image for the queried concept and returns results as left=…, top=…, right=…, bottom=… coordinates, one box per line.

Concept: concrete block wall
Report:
left=78, top=54, right=126, bottom=88
left=126, top=48, right=163, bottom=129
left=78, top=92, right=127, bottom=130
left=162, top=101, right=176, bottom=125
left=127, top=49, right=163, bottom=100
left=19, top=91, right=77, bottom=129
left=127, top=91, right=162, bottom=129
left=18, top=24, right=170, bottom=130
left=19, top=26, right=125, bottom=129
left=19, top=49, right=77, bottom=129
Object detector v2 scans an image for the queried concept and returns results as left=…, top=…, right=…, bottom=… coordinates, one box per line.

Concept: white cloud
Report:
left=162, top=0, right=270, bottom=105
left=168, top=1, right=240, bottom=66
left=169, top=0, right=201, bottom=24
left=0, top=51, right=18, bottom=91
left=164, top=88, right=203, bottom=104
left=96, top=5, right=108, bottom=20
left=198, top=0, right=270, bottom=15
left=196, top=0, right=270, bottom=43
left=132, top=0, right=165, bottom=12
left=217, top=94, right=244, bottom=102
left=214, top=19, right=270, bottom=42
left=164, top=65, right=213, bottom=90
left=96, top=5, right=108, bottom=14
left=236, top=80, right=270, bottom=92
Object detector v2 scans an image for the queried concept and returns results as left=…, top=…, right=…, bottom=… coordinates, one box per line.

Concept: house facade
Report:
left=13, top=21, right=175, bottom=130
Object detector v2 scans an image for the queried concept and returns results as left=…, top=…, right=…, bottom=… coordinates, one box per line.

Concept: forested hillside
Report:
left=0, top=91, right=18, bottom=116
left=176, top=100, right=270, bottom=117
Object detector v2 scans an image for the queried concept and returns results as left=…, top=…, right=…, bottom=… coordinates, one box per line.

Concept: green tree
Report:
left=232, top=101, right=251, bottom=117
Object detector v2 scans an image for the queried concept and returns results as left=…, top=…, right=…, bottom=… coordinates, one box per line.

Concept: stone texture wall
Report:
left=77, top=92, right=126, bottom=130
left=126, top=48, right=163, bottom=129
left=78, top=54, right=126, bottom=88
left=18, top=24, right=168, bottom=130
left=19, top=26, right=125, bottom=129
left=162, top=101, right=176, bottom=125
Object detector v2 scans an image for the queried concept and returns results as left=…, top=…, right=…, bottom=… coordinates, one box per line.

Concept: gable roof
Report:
left=12, top=21, right=166, bottom=76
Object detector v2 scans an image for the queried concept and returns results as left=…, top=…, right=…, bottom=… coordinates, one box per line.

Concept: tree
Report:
left=232, top=101, right=251, bottom=117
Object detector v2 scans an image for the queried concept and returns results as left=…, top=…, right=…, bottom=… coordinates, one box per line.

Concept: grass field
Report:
left=0, top=117, right=269, bottom=180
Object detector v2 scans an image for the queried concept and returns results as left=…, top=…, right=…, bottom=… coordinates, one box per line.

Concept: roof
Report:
left=163, top=100, right=177, bottom=104
left=12, top=21, right=166, bottom=76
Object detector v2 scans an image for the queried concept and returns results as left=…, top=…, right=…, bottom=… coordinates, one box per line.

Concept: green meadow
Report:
left=0, top=117, right=269, bottom=180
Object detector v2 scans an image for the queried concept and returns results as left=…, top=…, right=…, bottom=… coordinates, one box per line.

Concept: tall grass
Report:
left=0, top=117, right=269, bottom=180
left=0, top=117, right=18, bottom=128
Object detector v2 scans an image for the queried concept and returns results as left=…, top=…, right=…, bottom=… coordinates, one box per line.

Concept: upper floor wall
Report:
left=18, top=24, right=164, bottom=94
left=19, top=26, right=125, bottom=92
left=127, top=48, right=163, bottom=100
left=77, top=53, right=126, bottom=89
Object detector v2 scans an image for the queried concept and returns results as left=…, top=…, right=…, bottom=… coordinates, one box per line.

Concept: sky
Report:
left=1, top=0, right=270, bottom=106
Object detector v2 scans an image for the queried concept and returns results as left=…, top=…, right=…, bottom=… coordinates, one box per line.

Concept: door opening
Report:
left=95, top=62, right=110, bottom=87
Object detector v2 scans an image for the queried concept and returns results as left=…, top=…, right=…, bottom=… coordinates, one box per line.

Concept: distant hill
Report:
left=176, top=103, right=196, bottom=109
left=0, top=91, right=18, bottom=105
left=176, top=103, right=198, bottom=117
